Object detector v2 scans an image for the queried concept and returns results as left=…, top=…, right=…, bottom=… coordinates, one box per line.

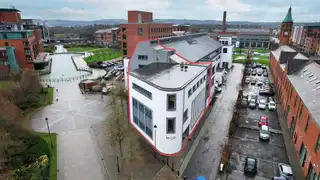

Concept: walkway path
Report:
left=182, top=64, right=243, bottom=180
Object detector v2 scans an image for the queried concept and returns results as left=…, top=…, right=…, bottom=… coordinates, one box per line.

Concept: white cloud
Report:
left=46, top=7, right=93, bottom=17
left=66, top=0, right=172, bottom=18
left=205, top=0, right=251, bottom=13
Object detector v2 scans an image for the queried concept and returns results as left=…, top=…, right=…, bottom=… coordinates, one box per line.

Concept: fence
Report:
left=40, top=73, right=91, bottom=84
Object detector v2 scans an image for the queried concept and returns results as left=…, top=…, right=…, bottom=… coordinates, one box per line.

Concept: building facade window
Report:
left=307, top=163, right=319, bottom=180
left=299, top=143, right=307, bottom=167
left=183, top=109, right=188, bottom=123
left=294, top=95, right=298, bottom=107
left=138, top=28, right=143, bottom=36
left=305, top=116, right=310, bottom=132
left=223, top=48, right=228, bottom=53
left=4, top=42, right=9, bottom=46
left=315, top=135, right=320, bottom=153
left=138, top=55, right=148, bottom=60
left=167, top=94, right=176, bottom=111
left=188, top=89, right=192, bottom=97
left=132, top=98, right=153, bottom=139
left=132, top=83, right=152, bottom=99
left=166, top=117, right=176, bottom=134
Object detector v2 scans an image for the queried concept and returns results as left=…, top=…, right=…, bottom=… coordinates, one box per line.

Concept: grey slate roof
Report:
left=288, top=61, right=320, bottom=125
left=95, top=27, right=119, bottom=34
left=160, top=34, right=222, bottom=62
left=130, top=62, right=208, bottom=90
left=271, top=45, right=295, bottom=60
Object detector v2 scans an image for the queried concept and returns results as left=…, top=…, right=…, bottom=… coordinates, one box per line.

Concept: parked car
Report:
left=251, top=71, right=257, bottom=76
left=257, top=70, right=262, bottom=76
left=259, top=89, right=275, bottom=96
left=252, top=63, right=257, bottom=69
left=259, top=125, right=270, bottom=140
left=259, top=115, right=269, bottom=127
left=268, top=97, right=274, bottom=102
left=244, top=157, right=258, bottom=175
left=257, top=81, right=264, bottom=86
left=215, top=84, right=222, bottom=93
left=256, top=63, right=262, bottom=68
left=268, top=101, right=277, bottom=111
left=114, top=65, right=124, bottom=71
left=249, top=99, right=257, bottom=109
left=278, top=163, right=293, bottom=180
left=246, top=70, right=251, bottom=75
left=271, top=177, right=286, bottom=180
left=248, top=94, right=257, bottom=103
left=263, top=71, right=268, bottom=77
left=262, top=65, right=267, bottom=69
left=258, top=99, right=267, bottom=110
left=250, top=78, right=257, bottom=85
left=245, top=77, right=251, bottom=84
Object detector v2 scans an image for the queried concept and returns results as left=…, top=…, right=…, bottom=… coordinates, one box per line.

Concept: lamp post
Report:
left=153, top=125, right=157, bottom=148
left=45, top=117, right=54, bottom=148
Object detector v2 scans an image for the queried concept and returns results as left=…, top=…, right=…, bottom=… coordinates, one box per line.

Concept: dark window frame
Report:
left=315, top=135, right=320, bottom=153
left=305, top=116, right=310, bottom=132
left=167, top=94, right=176, bottom=111
left=132, top=83, right=152, bottom=99
left=223, top=48, right=228, bottom=53
left=138, top=28, right=143, bottom=36
left=183, top=109, right=188, bottom=123
left=166, top=117, right=176, bottom=134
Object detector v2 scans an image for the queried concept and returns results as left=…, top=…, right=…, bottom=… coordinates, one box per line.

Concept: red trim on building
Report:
left=127, top=37, right=214, bottom=156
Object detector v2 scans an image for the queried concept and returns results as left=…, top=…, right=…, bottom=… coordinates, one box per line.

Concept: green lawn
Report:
left=83, top=48, right=122, bottom=63
left=0, top=81, right=19, bottom=89
left=234, top=47, right=268, bottom=54
left=36, top=132, right=58, bottom=180
left=66, top=47, right=102, bottom=52
left=233, top=55, right=270, bottom=65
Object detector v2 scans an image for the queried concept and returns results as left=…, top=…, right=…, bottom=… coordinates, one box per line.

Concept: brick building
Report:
left=270, top=7, right=320, bottom=180
left=292, top=23, right=320, bottom=54
left=0, top=7, right=44, bottom=72
left=119, top=11, right=173, bottom=57
left=94, top=27, right=119, bottom=45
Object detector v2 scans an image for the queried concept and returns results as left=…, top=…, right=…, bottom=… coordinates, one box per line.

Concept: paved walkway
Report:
left=182, top=64, right=244, bottom=180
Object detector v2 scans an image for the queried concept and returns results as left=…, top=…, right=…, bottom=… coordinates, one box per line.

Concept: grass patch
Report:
left=35, top=132, right=58, bottom=180
left=66, top=47, right=101, bottom=52
left=0, top=81, right=19, bottom=89
left=84, top=49, right=121, bottom=63
left=234, top=48, right=268, bottom=54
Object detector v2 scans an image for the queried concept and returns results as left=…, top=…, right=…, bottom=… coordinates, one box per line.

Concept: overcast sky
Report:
left=1, top=0, right=319, bottom=22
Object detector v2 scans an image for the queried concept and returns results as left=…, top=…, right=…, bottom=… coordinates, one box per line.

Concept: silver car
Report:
left=248, top=99, right=256, bottom=109
left=258, top=99, right=267, bottom=110
left=259, top=125, right=270, bottom=140
left=278, top=163, right=293, bottom=180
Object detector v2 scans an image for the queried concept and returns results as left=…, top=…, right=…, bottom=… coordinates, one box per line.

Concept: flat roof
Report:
left=130, top=63, right=208, bottom=90
left=288, top=61, right=320, bottom=125
left=159, top=33, right=222, bottom=62
left=0, top=7, right=20, bottom=12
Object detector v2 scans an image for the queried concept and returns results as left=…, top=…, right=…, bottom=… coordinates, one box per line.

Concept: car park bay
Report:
left=226, top=63, right=291, bottom=179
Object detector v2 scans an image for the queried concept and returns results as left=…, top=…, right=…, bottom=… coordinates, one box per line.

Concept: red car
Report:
left=259, top=115, right=269, bottom=127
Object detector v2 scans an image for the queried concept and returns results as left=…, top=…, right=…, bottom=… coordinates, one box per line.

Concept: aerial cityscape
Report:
left=0, top=1, right=320, bottom=180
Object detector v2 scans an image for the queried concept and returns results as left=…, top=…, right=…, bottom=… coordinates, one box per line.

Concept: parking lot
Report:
left=226, top=64, right=290, bottom=180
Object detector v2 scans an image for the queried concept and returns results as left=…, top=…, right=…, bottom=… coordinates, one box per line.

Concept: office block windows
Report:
left=132, top=98, right=153, bottom=139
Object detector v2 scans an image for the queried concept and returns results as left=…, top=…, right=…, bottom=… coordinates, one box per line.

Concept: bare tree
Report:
left=107, top=83, right=131, bottom=157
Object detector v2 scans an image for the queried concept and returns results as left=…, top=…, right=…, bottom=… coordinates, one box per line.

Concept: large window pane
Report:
left=166, top=117, right=176, bottom=134
left=167, top=94, right=176, bottom=111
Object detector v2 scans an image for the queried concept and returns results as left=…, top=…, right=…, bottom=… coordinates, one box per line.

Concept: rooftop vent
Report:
left=184, top=63, right=188, bottom=71
left=308, top=74, right=314, bottom=78
left=303, top=68, right=308, bottom=72
left=180, top=62, right=185, bottom=71
left=316, top=80, right=320, bottom=85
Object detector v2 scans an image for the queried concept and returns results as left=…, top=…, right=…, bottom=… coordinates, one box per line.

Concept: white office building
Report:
left=125, top=33, right=233, bottom=155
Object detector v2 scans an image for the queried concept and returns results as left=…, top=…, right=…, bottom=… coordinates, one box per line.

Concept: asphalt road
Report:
left=182, top=64, right=244, bottom=180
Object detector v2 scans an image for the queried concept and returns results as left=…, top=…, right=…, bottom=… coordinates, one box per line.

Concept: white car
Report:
left=268, top=101, right=276, bottom=111
left=245, top=77, right=251, bottom=84
left=259, top=125, right=270, bottom=140
left=258, top=99, right=267, bottom=110
left=278, top=163, right=293, bottom=180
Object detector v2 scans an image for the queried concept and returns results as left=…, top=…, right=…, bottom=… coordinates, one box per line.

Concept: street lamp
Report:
left=153, top=125, right=157, bottom=148
left=45, top=117, right=54, bottom=148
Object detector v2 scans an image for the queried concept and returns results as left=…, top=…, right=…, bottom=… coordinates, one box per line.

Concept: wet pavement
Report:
left=226, top=67, right=289, bottom=180
left=182, top=64, right=244, bottom=180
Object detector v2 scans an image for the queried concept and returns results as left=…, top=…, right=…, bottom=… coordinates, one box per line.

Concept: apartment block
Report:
left=94, top=27, right=120, bottom=45
left=120, top=11, right=173, bottom=57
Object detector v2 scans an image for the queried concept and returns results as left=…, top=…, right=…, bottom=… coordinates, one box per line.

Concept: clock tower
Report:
left=280, top=6, right=293, bottom=45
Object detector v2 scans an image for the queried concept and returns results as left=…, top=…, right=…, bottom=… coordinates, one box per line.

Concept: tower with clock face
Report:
left=280, top=6, right=293, bottom=45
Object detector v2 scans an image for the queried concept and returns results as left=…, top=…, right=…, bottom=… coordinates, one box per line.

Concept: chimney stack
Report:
left=222, top=11, right=227, bottom=32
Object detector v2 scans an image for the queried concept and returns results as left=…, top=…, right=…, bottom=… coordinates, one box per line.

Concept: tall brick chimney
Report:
left=222, top=11, right=227, bottom=32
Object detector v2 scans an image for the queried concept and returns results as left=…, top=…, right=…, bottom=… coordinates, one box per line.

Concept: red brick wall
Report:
left=0, top=12, right=21, bottom=23
left=0, top=39, right=33, bottom=69
left=270, top=53, right=320, bottom=176
left=128, top=11, right=153, bottom=23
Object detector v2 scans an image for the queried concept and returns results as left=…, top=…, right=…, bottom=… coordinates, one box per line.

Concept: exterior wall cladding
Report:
left=120, top=11, right=173, bottom=57
left=0, top=11, right=21, bottom=23
left=269, top=54, right=320, bottom=177
left=126, top=35, right=227, bottom=156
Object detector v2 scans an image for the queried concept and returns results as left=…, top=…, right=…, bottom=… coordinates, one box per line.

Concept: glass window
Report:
left=183, top=109, right=188, bottom=123
left=138, top=103, right=145, bottom=130
left=138, top=28, right=143, bottom=36
left=4, top=42, right=9, bottom=46
left=193, top=85, right=196, bottom=92
left=188, top=89, right=192, bottom=97
left=315, top=135, right=320, bottom=153
left=305, top=116, right=310, bottom=132
left=223, top=48, right=228, bottom=53
left=132, top=83, right=152, bottom=99
left=167, top=94, right=176, bottom=111
left=166, top=117, right=176, bottom=134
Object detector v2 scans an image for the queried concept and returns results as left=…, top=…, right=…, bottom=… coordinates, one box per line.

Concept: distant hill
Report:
left=43, top=19, right=314, bottom=28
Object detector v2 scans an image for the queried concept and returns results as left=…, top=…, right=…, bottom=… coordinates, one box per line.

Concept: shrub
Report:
left=21, top=135, right=50, bottom=164
left=12, top=155, right=49, bottom=180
